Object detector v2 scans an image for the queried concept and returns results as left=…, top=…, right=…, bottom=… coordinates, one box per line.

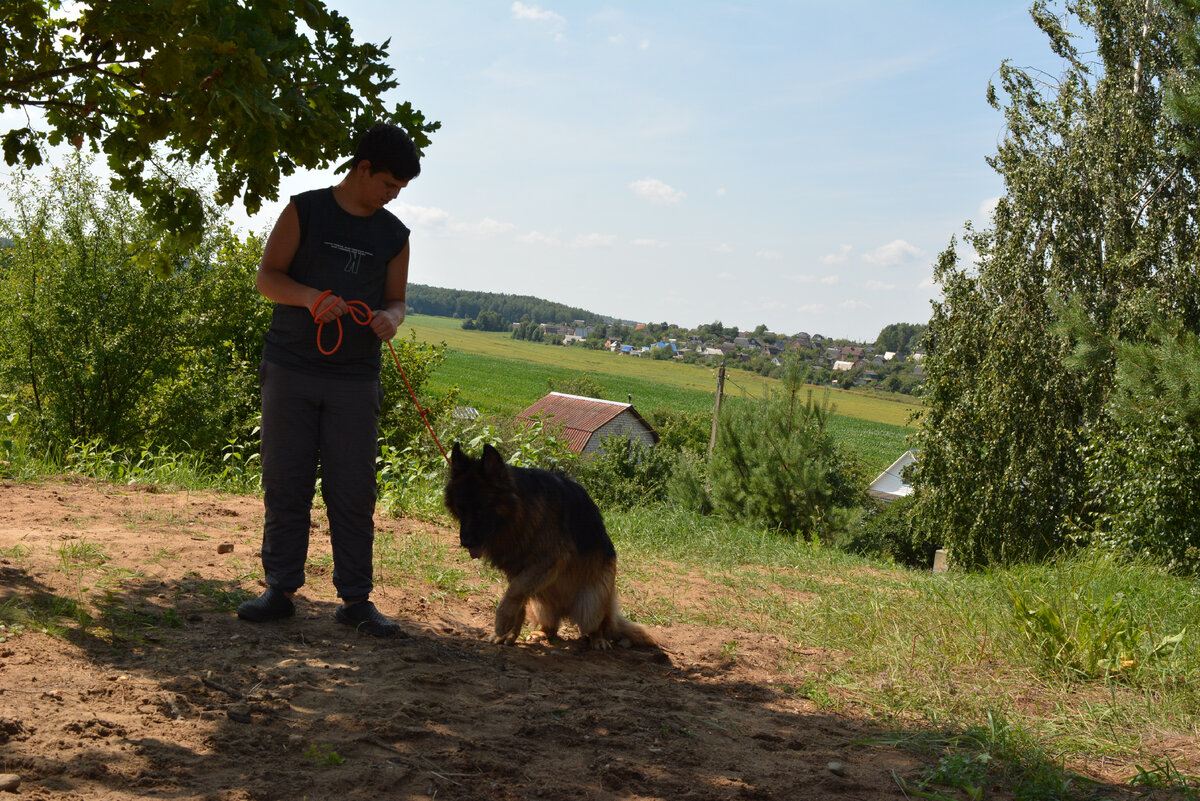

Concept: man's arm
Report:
left=370, top=242, right=410, bottom=341
left=256, top=202, right=346, bottom=322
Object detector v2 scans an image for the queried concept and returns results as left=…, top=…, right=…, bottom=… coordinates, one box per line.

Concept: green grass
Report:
left=405, top=314, right=921, bottom=426
left=2, top=430, right=1196, bottom=797
left=404, top=314, right=915, bottom=472
left=603, top=505, right=1200, bottom=798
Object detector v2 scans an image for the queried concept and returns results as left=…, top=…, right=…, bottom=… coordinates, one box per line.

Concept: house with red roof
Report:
left=516, top=392, right=659, bottom=456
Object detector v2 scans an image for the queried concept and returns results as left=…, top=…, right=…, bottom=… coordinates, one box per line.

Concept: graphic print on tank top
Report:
left=325, top=241, right=372, bottom=275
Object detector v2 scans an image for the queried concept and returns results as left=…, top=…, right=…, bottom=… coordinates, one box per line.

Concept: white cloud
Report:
left=918, top=274, right=936, bottom=290
left=450, top=217, right=516, bottom=238
left=865, top=280, right=896, bottom=291
left=718, top=272, right=736, bottom=280
left=820, top=275, right=839, bottom=285
left=756, top=249, right=782, bottom=260
left=797, top=303, right=824, bottom=313
left=715, top=243, right=733, bottom=254
left=512, top=2, right=564, bottom=23
left=629, top=177, right=686, bottom=205
left=394, top=203, right=451, bottom=229
left=821, top=244, right=853, bottom=264
left=863, top=239, right=926, bottom=266
left=786, top=274, right=816, bottom=283
left=715, top=187, right=726, bottom=197
left=841, top=299, right=871, bottom=310
left=571, top=233, right=617, bottom=248
left=638, top=39, right=650, bottom=51
left=519, top=230, right=560, bottom=245
left=632, top=238, right=667, bottom=248
left=979, top=196, right=1001, bottom=223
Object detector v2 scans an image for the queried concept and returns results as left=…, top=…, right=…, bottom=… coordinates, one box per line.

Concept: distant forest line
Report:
left=406, top=284, right=925, bottom=350
left=405, top=284, right=611, bottom=328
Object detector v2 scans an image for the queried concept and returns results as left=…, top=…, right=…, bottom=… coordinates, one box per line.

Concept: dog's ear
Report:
left=480, top=443, right=508, bottom=477
left=450, top=443, right=470, bottom=475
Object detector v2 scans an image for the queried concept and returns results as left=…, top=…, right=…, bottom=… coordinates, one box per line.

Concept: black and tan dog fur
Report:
left=444, top=443, right=657, bottom=650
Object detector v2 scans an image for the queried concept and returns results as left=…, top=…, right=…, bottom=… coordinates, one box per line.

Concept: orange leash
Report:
left=310, top=290, right=449, bottom=462
left=312, top=290, right=373, bottom=355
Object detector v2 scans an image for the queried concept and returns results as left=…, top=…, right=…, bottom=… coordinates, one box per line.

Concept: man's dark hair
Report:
left=351, top=123, right=421, bottom=180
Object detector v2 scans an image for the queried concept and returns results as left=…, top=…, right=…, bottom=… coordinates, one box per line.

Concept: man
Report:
left=237, top=123, right=419, bottom=637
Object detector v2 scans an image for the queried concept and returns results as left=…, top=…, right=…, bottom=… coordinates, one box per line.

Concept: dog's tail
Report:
left=612, top=611, right=659, bottom=649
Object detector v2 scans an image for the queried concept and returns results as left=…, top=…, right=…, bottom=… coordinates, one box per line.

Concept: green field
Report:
left=403, top=314, right=918, bottom=472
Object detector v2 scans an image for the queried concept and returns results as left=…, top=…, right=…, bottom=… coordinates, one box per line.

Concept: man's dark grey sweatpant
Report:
left=259, top=360, right=382, bottom=602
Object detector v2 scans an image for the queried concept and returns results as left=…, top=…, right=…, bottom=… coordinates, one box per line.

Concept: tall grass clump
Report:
left=1003, top=550, right=1197, bottom=686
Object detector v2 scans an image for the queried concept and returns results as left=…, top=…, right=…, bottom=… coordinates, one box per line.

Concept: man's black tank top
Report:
left=261, top=188, right=410, bottom=378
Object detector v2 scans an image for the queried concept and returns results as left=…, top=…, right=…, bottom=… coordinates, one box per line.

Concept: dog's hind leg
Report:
left=571, top=578, right=617, bottom=651
left=525, top=599, right=560, bottom=644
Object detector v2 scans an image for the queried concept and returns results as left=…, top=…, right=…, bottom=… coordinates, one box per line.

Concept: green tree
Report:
left=708, top=358, right=863, bottom=540
left=1058, top=295, right=1200, bottom=573
left=1, top=0, right=438, bottom=262
left=911, top=0, right=1200, bottom=568
left=874, top=322, right=926, bottom=355
left=512, top=318, right=545, bottom=342
left=474, top=310, right=506, bottom=332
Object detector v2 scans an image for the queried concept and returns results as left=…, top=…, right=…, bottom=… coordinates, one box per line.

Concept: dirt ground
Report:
left=0, top=479, right=1176, bottom=800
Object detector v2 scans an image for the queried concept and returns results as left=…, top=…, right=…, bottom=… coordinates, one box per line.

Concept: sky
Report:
left=7, top=2, right=1065, bottom=342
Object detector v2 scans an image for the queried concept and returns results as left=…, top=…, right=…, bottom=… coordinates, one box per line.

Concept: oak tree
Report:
left=1, top=0, right=438, bottom=263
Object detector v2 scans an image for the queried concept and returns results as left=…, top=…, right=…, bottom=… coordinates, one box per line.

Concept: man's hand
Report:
left=370, top=305, right=405, bottom=340
left=311, top=292, right=349, bottom=323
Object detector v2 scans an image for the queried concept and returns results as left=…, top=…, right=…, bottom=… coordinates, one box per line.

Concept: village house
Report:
left=516, top=392, right=659, bottom=456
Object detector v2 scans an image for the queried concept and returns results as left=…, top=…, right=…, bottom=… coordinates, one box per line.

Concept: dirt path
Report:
left=0, top=479, right=1160, bottom=800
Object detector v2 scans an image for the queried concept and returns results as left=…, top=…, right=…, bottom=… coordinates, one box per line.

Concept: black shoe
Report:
left=335, top=601, right=404, bottom=638
left=237, top=587, right=295, bottom=622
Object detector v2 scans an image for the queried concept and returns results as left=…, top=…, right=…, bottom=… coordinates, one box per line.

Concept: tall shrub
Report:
left=707, top=358, right=862, bottom=540
left=0, top=159, right=270, bottom=458
left=1060, top=295, right=1200, bottom=573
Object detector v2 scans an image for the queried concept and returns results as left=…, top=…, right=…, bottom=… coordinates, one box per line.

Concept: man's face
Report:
left=359, top=162, right=410, bottom=209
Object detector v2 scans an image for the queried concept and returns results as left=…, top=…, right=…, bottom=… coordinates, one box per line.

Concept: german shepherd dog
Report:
left=444, top=443, right=657, bottom=650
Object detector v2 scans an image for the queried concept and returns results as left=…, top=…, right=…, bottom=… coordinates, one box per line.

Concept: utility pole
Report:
left=708, top=365, right=725, bottom=458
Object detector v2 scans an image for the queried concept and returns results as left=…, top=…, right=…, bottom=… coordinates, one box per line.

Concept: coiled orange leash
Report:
left=311, top=290, right=373, bottom=356
left=310, top=290, right=449, bottom=462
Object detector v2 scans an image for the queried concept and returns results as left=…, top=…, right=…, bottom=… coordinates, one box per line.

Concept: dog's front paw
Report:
left=488, top=630, right=520, bottom=645
left=587, top=634, right=613, bottom=651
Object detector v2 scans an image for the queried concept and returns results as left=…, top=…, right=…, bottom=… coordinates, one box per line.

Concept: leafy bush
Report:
left=574, top=434, right=676, bottom=510
left=643, top=406, right=709, bottom=456
left=665, top=448, right=712, bottom=515
left=379, top=329, right=459, bottom=456
left=843, top=495, right=937, bottom=568
left=0, top=159, right=269, bottom=460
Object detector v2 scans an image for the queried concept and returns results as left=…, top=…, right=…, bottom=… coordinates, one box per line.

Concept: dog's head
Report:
left=444, top=442, right=516, bottom=560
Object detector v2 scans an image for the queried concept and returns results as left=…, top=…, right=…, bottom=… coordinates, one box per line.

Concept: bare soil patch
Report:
left=0, top=480, right=1169, bottom=800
